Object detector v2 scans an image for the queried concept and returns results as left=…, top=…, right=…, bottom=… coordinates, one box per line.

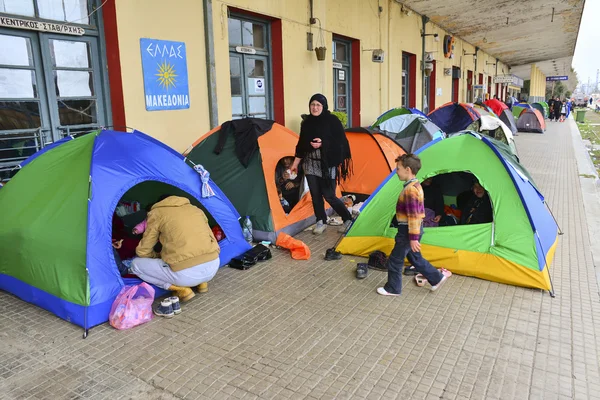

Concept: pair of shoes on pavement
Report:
left=313, top=219, right=352, bottom=235
left=154, top=296, right=182, bottom=318
left=155, top=282, right=210, bottom=317
left=376, top=268, right=452, bottom=296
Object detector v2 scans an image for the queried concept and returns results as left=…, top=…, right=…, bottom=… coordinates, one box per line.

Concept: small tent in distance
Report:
left=428, top=102, right=481, bottom=134
left=372, top=114, right=445, bottom=153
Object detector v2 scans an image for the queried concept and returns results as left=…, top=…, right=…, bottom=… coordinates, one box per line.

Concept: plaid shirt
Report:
left=395, top=179, right=425, bottom=241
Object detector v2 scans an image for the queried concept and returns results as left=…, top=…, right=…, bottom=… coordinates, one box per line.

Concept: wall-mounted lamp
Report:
left=486, top=62, right=496, bottom=66
left=421, top=33, right=440, bottom=42
left=463, top=49, right=477, bottom=61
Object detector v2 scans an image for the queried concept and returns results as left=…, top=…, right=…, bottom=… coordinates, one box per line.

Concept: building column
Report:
left=530, top=65, right=537, bottom=102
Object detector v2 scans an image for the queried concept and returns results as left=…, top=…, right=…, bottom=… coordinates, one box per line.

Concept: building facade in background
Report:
left=1, top=0, right=548, bottom=181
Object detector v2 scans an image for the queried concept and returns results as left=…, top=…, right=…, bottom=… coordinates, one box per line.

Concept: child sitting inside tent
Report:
left=278, top=188, right=291, bottom=214
left=276, top=156, right=302, bottom=210
left=112, top=213, right=141, bottom=260
left=459, top=180, right=493, bottom=225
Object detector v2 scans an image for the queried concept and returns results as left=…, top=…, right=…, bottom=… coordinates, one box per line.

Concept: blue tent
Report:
left=0, top=129, right=250, bottom=330
left=428, top=102, right=481, bottom=134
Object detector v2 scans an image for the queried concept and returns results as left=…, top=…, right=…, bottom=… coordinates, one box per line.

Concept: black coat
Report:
left=295, top=111, right=352, bottom=183
left=460, top=192, right=493, bottom=225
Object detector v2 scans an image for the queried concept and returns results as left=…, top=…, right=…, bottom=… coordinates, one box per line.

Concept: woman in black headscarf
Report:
left=291, top=93, right=353, bottom=234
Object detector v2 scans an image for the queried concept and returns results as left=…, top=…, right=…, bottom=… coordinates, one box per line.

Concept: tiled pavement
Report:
left=1, top=119, right=600, bottom=400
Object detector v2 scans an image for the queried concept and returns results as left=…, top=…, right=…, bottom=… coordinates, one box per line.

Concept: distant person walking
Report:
left=553, top=97, right=562, bottom=122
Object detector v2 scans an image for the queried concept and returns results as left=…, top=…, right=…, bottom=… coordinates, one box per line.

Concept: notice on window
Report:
left=338, top=70, right=345, bottom=81
left=141, top=38, right=190, bottom=111
left=249, top=78, right=265, bottom=95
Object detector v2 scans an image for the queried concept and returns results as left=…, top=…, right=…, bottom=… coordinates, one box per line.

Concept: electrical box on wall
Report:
left=372, top=49, right=385, bottom=63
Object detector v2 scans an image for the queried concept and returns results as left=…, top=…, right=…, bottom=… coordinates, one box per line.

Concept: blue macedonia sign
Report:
left=140, top=38, right=190, bottom=111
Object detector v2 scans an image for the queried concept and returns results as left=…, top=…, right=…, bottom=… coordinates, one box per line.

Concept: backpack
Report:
left=368, top=251, right=388, bottom=271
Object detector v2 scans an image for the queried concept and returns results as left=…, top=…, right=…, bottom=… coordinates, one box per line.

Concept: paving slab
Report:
left=1, top=117, right=600, bottom=400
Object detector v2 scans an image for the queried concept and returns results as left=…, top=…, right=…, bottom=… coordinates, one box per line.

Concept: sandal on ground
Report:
left=414, top=274, right=428, bottom=287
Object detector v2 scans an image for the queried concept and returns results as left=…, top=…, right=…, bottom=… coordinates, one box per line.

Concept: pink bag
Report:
left=109, top=283, right=155, bottom=330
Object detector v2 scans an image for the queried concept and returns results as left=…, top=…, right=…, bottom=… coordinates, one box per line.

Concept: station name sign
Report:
left=546, top=76, right=568, bottom=81
left=0, top=16, right=85, bottom=36
left=493, top=74, right=524, bottom=88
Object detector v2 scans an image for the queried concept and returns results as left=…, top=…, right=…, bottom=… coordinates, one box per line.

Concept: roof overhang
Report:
left=400, top=0, right=585, bottom=78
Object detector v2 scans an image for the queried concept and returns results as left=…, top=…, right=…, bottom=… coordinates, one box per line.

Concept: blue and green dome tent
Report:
left=0, top=130, right=250, bottom=330
left=371, top=107, right=428, bottom=128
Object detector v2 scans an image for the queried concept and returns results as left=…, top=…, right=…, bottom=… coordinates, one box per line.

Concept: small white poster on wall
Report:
left=436, top=88, right=443, bottom=96
left=248, top=78, right=265, bottom=95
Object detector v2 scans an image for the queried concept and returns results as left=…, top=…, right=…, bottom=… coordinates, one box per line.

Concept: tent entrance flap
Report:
left=186, top=129, right=273, bottom=232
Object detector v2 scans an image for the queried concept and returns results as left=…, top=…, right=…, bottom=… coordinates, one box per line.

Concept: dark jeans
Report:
left=306, top=174, right=352, bottom=223
left=384, top=225, right=443, bottom=294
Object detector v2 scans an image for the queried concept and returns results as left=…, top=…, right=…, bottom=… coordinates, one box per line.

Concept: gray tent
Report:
left=499, top=109, right=518, bottom=135
left=516, top=109, right=545, bottom=133
left=372, top=114, right=445, bottom=153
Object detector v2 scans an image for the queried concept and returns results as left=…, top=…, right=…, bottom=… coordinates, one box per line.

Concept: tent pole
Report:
left=326, top=217, right=358, bottom=260
left=544, top=200, right=564, bottom=235
left=83, top=304, right=89, bottom=339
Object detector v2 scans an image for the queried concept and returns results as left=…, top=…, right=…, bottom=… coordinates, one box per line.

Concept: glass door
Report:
left=228, top=15, right=272, bottom=120
left=332, top=38, right=351, bottom=126
left=41, top=34, right=106, bottom=138
left=244, top=55, right=269, bottom=119
left=0, top=29, right=51, bottom=180
left=402, top=53, right=410, bottom=107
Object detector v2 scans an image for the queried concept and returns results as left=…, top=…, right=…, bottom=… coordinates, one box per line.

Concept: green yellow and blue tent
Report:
left=337, top=132, right=559, bottom=292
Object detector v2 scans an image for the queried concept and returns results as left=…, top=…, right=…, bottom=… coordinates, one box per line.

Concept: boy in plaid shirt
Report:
left=377, top=154, right=452, bottom=296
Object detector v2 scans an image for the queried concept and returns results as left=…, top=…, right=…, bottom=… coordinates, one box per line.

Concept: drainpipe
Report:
left=203, top=0, right=218, bottom=128
left=495, top=58, right=498, bottom=98
left=474, top=46, right=479, bottom=101
left=421, top=15, right=429, bottom=111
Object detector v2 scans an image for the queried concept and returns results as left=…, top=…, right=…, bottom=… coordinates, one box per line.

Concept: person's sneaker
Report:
left=376, top=287, right=401, bottom=296
left=356, top=263, right=368, bottom=279
left=338, top=219, right=353, bottom=233
left=154, top=299, right=174, bottom=318
left=313, top=220, right=327, bottom=235
left=169, top=296, right=181, bottom=315
left=430, top=268, right=452, bottom=291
